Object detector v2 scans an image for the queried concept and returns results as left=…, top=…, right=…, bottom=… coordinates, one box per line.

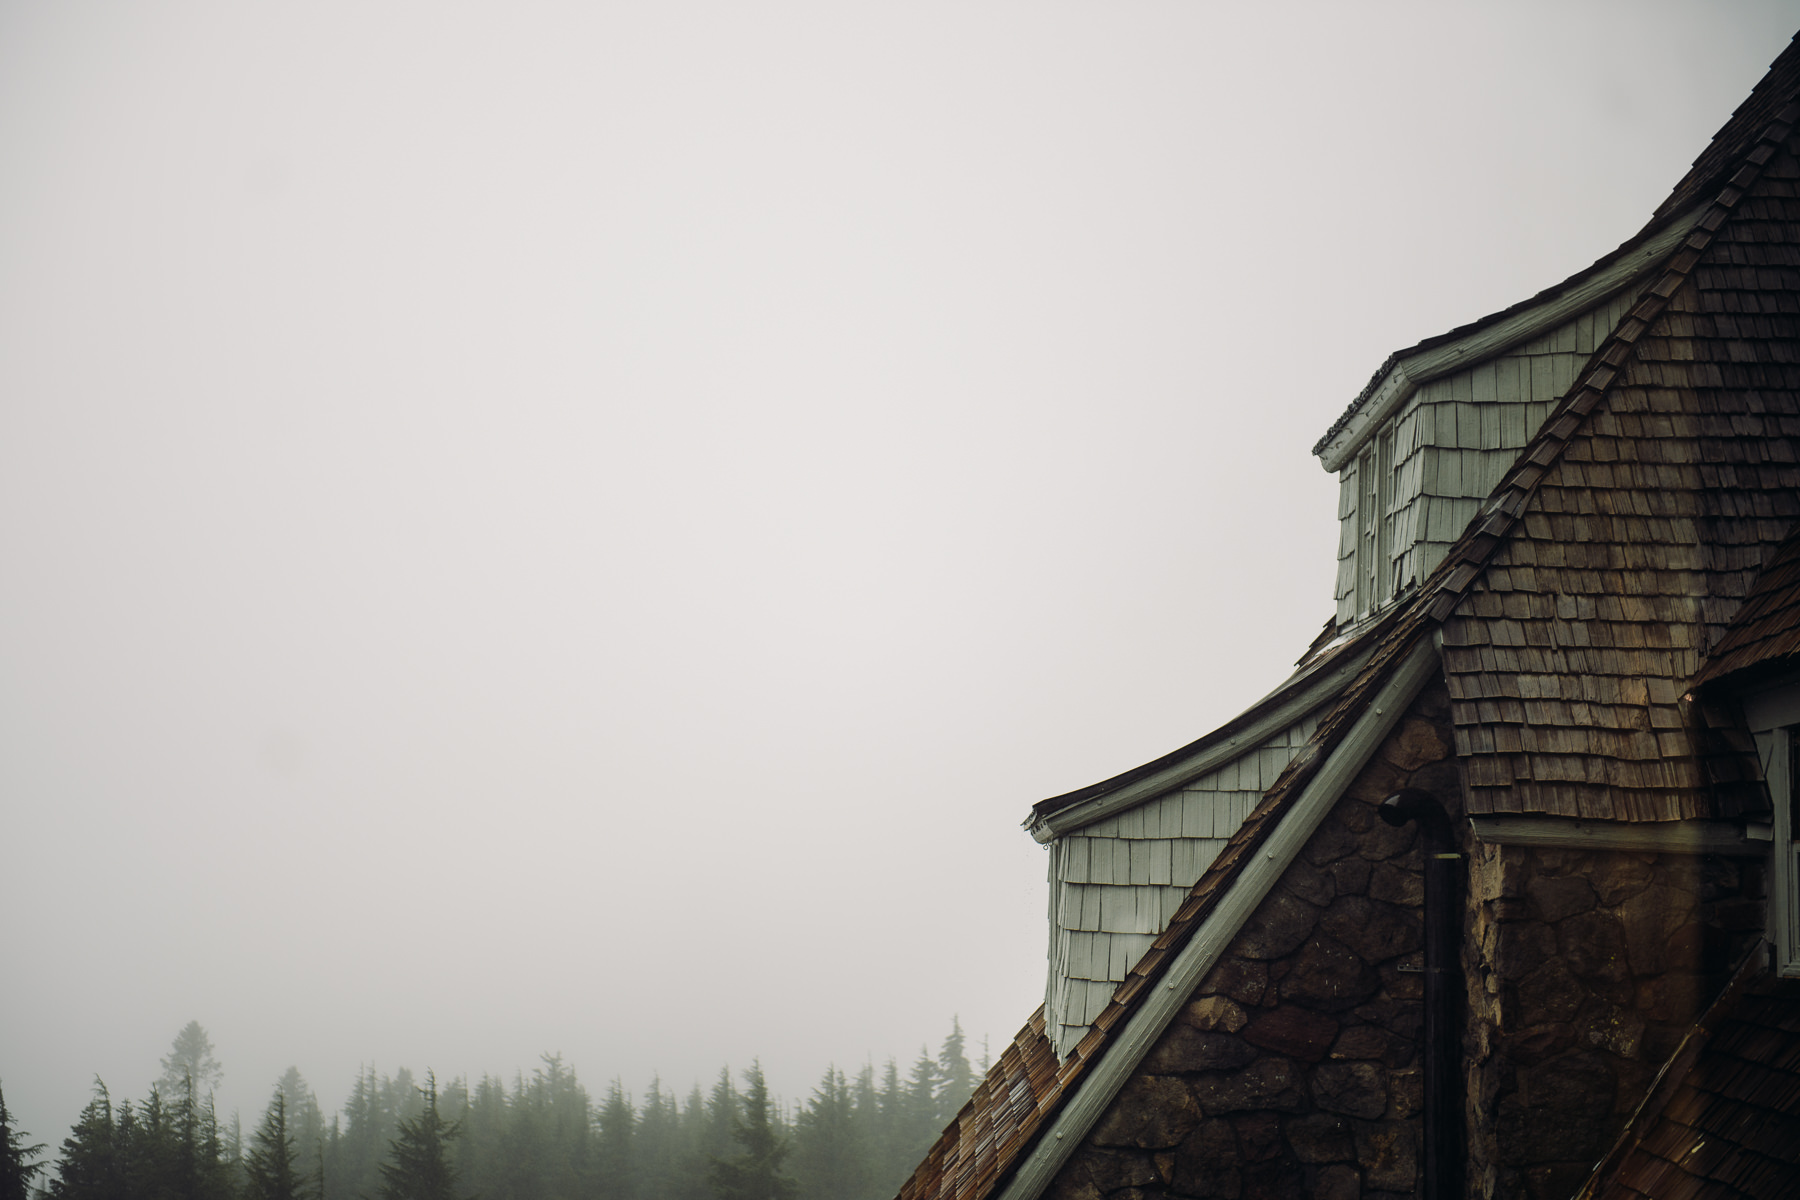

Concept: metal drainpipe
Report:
left=1379, top=788, right=1466, bottom=1200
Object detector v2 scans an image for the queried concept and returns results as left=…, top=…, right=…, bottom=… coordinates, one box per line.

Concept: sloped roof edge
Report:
left=992, top=640, right=1441, bottom=1200
left=1573, top=941, right=1771, bottom=1200
left=1025, top=613, right=1395, bottom=837
left=1313, top=204, right=1706, bottom=472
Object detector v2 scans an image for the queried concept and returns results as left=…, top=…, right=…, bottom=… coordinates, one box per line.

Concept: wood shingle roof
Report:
left=894, top=32, right=1800, bottom=1200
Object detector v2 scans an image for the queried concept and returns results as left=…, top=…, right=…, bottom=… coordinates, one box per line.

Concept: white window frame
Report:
left=1743, top=680, right=1800, bottom=977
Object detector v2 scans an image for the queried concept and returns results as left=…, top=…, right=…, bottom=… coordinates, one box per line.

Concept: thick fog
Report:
left=3, top=0, right=1795, bottom=1157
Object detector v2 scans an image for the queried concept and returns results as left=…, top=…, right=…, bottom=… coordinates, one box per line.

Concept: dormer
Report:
left=1313, top=208, right=1709, bottom=632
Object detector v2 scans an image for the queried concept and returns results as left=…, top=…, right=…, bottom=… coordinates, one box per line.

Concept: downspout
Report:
left=1379, top=788, right=1465, bottom=1200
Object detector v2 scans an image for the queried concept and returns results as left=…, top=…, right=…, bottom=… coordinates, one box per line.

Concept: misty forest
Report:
left=0, top=1019, right=985, bottom=1200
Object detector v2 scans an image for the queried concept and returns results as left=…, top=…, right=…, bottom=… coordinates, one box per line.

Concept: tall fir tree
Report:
left=708, top=1063, right=795, bottom=1200
left=45, top=1080, right=119, bottom=1200
left=158, top=1021, right=224, bottom=1101
left=594, top=1079, right=636, bottom=1200
left=377, top=1073, right=464, bottom=1200
left=0, top=1083, right=44, bottom=1200
left=790, top=1066, right=865, bottom=1200
left=245, top=1090, right=311, bottom=1200
left=934, top=1018, right=975, bottom=1125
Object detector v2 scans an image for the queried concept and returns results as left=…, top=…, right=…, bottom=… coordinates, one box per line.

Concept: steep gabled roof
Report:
left=895, top=35, right=1800, bottom=1200
left=1438, top=107, right=1800, bottom=821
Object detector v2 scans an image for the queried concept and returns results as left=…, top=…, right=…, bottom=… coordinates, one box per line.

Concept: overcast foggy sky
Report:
left=3, top=0, right=1797, bottom=1150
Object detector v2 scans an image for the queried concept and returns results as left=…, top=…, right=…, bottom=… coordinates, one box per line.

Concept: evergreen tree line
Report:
left=2, top=1018, right=986, bottom=1200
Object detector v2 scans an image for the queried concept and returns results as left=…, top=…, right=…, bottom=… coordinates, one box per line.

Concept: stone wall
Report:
left=1045, top=682, right=1461, bottom=1200
left=1464, top=839, right=1765, bottom=1200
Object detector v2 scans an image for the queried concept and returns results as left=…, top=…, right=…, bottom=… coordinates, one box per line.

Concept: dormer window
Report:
left=1355, top=427, right=1396, bottom=618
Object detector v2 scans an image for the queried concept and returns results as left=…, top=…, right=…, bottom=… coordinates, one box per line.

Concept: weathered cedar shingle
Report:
left=895, top=34, right=1800, bottom=1200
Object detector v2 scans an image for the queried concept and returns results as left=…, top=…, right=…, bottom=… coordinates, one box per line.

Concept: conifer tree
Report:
left=158, top=1022, right=224, bottom=1101
left=594, top=1079, right=636, bottom=1199
left=0, top=1083, right=44, bottom=1200
left=245, top=1091, right=310, bottom=1200
left=709, top=1063, right=795, bottom=1200
left=377, top=1073, right=464, bottom=1200
left=934, top=1018, right=975, bottom=1125
left=45, top=1080, right=119, bottom=1200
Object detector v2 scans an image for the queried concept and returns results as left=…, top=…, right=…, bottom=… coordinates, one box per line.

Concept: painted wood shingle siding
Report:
left=1334, top=289, right=1640, bottom=627
left=1043, top=714, right=1318, bottom=1057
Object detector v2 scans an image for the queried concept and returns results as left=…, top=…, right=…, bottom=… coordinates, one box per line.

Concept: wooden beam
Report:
left=1467, top=815, right=1766, bottom=856
left=996, top=639, right=1442, bottom=1200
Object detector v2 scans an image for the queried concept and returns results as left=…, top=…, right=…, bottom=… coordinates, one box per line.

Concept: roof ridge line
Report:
left=1421, top=100, right=1800, bottom=625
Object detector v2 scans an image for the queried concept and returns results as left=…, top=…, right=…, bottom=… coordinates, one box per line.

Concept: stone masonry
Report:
left=1045, top=683, right=1461, bottom=1200
left=1464, top=837, right=1765, bottom=1200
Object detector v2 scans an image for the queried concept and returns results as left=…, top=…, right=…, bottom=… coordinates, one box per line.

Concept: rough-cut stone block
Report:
left=1386, top=1069, right=1423, bottom=1119
left=1183, top=995, right=1249, bottom=1033
left=1519, top=1050, right=1614, bottom=1114
left=1327, top=855, right=1373, bottom=896
left=1091, top=1075, right=1201, bottom=1149
left=1171, top=1119, right=1241, bottom=1198
left=1314, top=1163, right=1361, bottom=1200
left=1320, top=896, right=1421, bottom=965
left=1146, top=1026, right=1258, bottom=1074
left=1495, top=1023, right=1575, bottom=1067
left=1283, top=1113, right=1355, bottom=1163
left=1313, top=1062, right=1388, bottom=1119
left=1354, top=1120, right=1417, bottom=1192
left=1193, top=1058, right=1307, bottom=1116
left=1618, top=885, right=1687, bottom=976
left=1493, top=919, right=1557, bottom=976
left=1344, top=759, right=1407, bottom=808
left=1527, top=874, right=1597, bottom=922
left=1055, top=1147, right=1161, bottom=1196
left=1236, top=891, right=1319, bottom=961
left=1243, top=1007, right=1340, bottom=1062
left=1494, top=1095, right=1601, bottom=1165
left=1350, top=997, right=1423, bottom=1042
left=1589, top=854, right=1655, bottom=906
left=1202, top=958, right=1269, bottom=1006
left=1367, top=862, right=1423, bottom=906
left=1559, top=910, right=1629, bottom=986
left=1240, top=1157, right=1305, bottom=1200
left=1355, top=814, right=1418, bottom=862
left=1328, top=1025, right=1394, bottom=1063
left=1378, top=715, right=1452, bottom=772
left=1274, top=936, right=1381, bottom=1012
left=1234, top=1111, right=1284, bottom=1162
left=1303, top=818, right=1360, bottom=867
left=1578, top=1005, right=1645, bottom=1059
left=1514, top=959, right=1584, bottom=1025
left=1403, top=758, right=1460, bottom=803
left=1281, top=859, right=1335, bottom=907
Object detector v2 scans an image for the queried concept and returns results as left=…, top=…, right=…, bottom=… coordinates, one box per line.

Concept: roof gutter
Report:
left=994, top=635, right=1443, bottom=1200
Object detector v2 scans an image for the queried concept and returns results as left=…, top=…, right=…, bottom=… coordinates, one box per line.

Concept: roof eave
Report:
left=1024, top=628, right=1386, bottom=842
left=1313, top=203, right=1711, bottom=473
left=994, top=637, right=1444, bottom=1200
